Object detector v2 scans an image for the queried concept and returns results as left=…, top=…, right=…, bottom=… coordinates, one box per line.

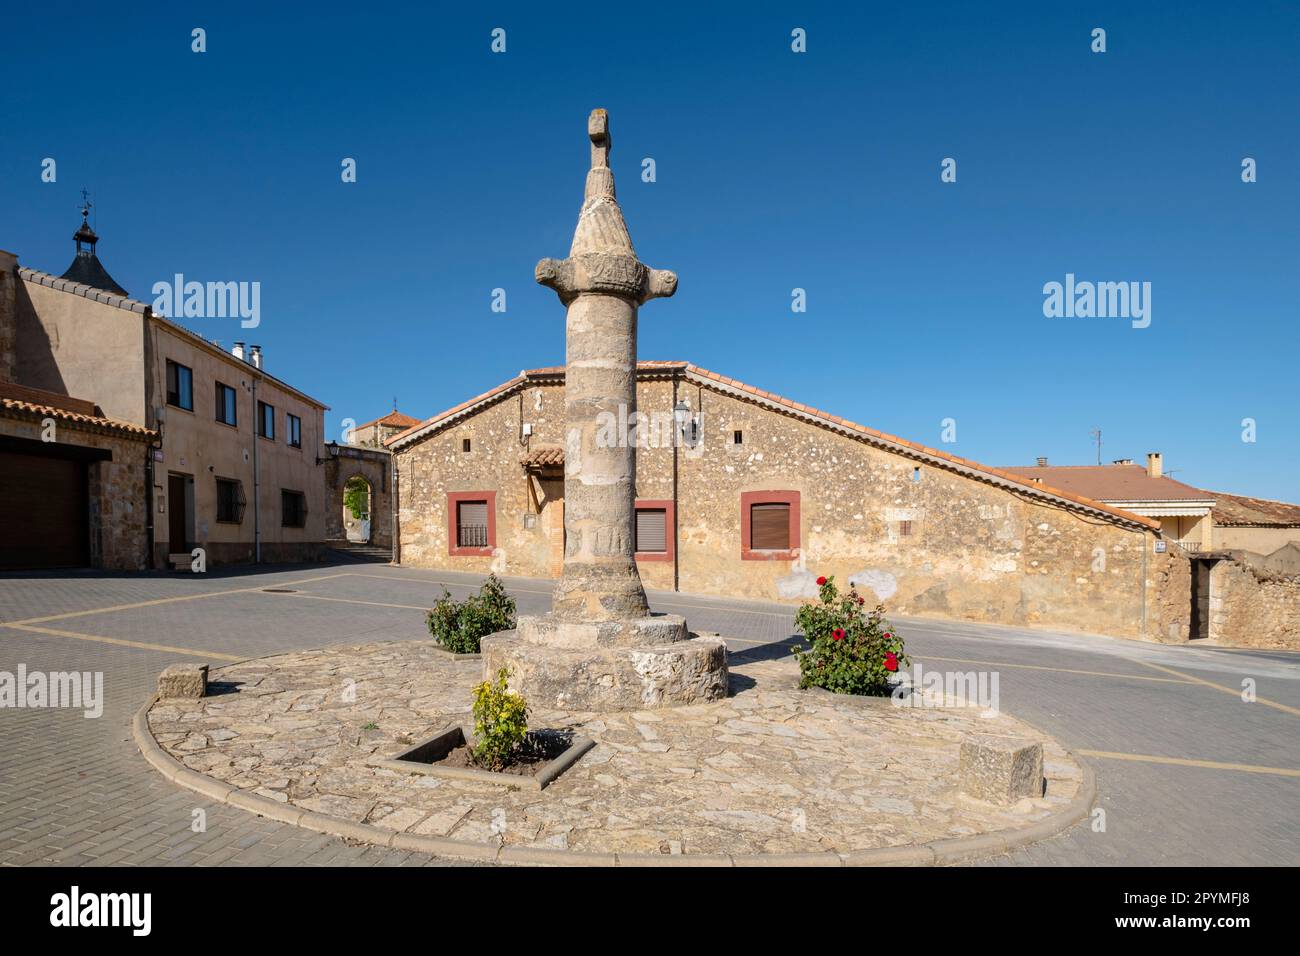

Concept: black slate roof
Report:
left=61, top=250, right=129, bottom=297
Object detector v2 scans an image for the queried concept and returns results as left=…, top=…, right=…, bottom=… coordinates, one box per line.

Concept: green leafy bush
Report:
left=471, top=667, right=528, bottom=770
left=791, top=574, right=908, bottom=695
left=425, top=574, right=516, bottom=654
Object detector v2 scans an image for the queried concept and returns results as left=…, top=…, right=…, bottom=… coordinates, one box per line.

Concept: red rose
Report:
left=883, top=632, right=892, bottom=640
left=816, top=576, right=827, bottom=586
left=832, top=628, right=845, bottom=641
left=883, top=652, right=898, bottom=672
left=857, top=597, right=865, bottom=605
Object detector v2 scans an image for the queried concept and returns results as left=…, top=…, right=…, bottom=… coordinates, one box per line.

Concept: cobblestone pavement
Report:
left=147, top=643, right=1084, bottom=856
left=2, top=562, right=1297, bottom=866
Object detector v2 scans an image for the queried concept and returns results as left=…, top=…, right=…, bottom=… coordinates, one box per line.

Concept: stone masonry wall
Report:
left=325, top=447, right=393, bottom=550
left=1210, top=558, right=1300, bottom=649
left=0, top=414, right=150, bottom=571
left=395, top=375, right=1162, bottom=639
left=0, top=251, right=17, bottom=382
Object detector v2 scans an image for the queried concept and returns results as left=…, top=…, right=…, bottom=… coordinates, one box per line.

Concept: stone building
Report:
left=388, top=361, right=1190, bottom=641
left=350, top=408, right=421, bottom=449
left=1, top=210, right=330, bottom=569
left=1, top=380, right=156, bottom=571
left=1202, top=490, right=1300, bottom=556
left=1002, top=456, right=1217, bottom=552
left=323, top=443, right=393, bottom=553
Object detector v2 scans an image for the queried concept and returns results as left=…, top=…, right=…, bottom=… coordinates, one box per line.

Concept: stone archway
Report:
left=343, top=474, right=373, bottom=544
left=324, top=445, right=392, bottom=556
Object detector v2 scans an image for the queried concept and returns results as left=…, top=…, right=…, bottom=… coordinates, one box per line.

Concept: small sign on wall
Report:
left=1154, top=540, right=1167, bottom=553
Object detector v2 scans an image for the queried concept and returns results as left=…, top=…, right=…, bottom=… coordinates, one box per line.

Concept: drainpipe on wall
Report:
left=671, top=375, right=680, bottom=592
left=252, top=377, right=261, bottom=563
left=1140, top=527, right=1149, bottom=637
left=391, top=449, right=400, bottom=565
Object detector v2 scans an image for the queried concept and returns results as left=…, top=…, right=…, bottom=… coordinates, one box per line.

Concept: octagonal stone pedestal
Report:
left=481, top=613, right=728, bottom=711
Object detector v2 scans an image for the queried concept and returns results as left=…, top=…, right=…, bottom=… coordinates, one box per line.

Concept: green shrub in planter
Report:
left=471, top=667, right=528, bottom=770
left=791, top=574, right=908, bottom=695
left=425, top=574, right=516, bottom=654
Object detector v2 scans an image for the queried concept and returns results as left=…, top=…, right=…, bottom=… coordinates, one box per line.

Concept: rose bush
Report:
left=791, top=574, right=907, bottom=695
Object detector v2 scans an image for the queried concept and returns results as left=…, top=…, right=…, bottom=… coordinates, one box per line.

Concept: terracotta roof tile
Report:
left=388, top=360, right=1159, bottom=531
left=520, top=446, right=565, bottom=468
left=999, top=464, right=1214, bottom=503
left=1204, top=490, right=1300, bottom=527
left=1, top=397, right=157, bottom=439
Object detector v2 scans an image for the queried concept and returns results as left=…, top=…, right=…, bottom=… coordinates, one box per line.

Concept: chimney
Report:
left=232, top=342, right=246, bottom=361
left=1036, top=456, right=1048, bottom=467
left=249, top=345, right=262, bottom=370
left=1146, top=452, right=1162, bottom=478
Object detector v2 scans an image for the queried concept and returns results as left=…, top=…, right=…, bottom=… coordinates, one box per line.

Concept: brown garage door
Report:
left=0, top=450, right=89, bottom=570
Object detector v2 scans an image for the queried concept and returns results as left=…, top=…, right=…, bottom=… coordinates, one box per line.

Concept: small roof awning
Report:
left=520, top=446, right=564, bottom=471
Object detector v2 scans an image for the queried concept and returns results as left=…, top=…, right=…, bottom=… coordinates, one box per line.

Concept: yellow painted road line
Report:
left=1, top=572, right=352, bottom=627
left=343, top=572, right=555, bottom=597
left=1130, top=659, right=1300, bottom=718
left=1078, top=749, right=1300, bottom=778
left=916, top=655, right=1196, bottom=685
left=2, top=623, right=243, bottom=661
left=343, top=572, right=799, bottom=617
left=267, top=592, right=429, bottom=612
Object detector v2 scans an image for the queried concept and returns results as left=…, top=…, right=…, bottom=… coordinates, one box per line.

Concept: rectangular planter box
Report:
left=368, top=725, right=593, bottom=791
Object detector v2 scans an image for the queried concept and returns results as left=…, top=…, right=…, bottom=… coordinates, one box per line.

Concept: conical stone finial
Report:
left=536, top=109, right=677, bottom=306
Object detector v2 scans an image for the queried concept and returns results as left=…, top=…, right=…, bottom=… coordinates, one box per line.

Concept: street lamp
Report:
left=673, top=399, right=698, bottom=449
left=316, top=440, right=340, bottom=465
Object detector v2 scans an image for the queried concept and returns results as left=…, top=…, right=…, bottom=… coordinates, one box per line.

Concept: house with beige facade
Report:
left=384, top=361, right=1213, bottom=642
left=0, top=213, right=329, bottom=570
left=1001, top=455, right=1218, bottom=553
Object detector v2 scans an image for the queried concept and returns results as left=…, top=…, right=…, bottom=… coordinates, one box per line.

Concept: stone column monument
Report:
left=481, top=109, right=728, bottom=711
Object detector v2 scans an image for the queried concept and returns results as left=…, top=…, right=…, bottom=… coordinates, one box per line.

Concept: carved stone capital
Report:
left=535, top=254, right=676, bottom=306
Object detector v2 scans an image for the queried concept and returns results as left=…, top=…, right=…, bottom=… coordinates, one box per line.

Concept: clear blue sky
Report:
left=2, top=2, right=1297, bottom=499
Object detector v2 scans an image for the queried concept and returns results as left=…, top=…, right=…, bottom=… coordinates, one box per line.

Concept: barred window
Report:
left=457, top=500, right=489, bottom=548
left=216, top=478, right=246, bottom=524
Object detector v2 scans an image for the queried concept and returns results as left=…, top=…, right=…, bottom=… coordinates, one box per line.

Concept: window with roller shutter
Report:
left=750, top=503, right=790, bottom=550
left=457, top=500, right=489, bottom=548
left=634, top=499, right=675, bottom=562
left=447, top=491, right=496, bottom=555
left=741, top=490, right=800, bottom=560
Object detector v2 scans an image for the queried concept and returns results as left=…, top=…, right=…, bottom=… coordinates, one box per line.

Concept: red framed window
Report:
left=634, top=499, right=675, bottom=563
left=447, top=491, right=496, bottom=556
left=741, top=490, right=800, bottom=560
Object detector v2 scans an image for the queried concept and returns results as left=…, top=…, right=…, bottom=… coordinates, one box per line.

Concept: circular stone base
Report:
left=139, top=641, right=1094, bottom=864
left=481, top=630, right=728, bottom=711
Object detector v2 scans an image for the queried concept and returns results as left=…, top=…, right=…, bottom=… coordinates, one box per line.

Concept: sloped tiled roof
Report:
left=356, top=410, right=422, bottom=431
left=998, top=464, right=1215, bottom=504
left=387, top=361, right=1160, bottom=532
left=0, top=383, right=157, bottom=440
left=520, top=446, right=564, bottom=468
left=1205, top=490, right=1300, bottom=527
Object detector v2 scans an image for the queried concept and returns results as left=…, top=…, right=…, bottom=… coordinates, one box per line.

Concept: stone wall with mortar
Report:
left=325, top=446, right=392, bottom=550
left=0, top=413, right=151, bottom=570
left=0, top=251, right=17, bottom=382
left=1147, top=548, right=1193, bottom=643
left=1209, top=558, right=1300, bottom=649
left=395, top=373, right=1166, bottom=638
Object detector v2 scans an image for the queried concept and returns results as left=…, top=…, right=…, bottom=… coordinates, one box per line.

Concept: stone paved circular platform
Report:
left=139, top=639, right=1093, bottom=865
